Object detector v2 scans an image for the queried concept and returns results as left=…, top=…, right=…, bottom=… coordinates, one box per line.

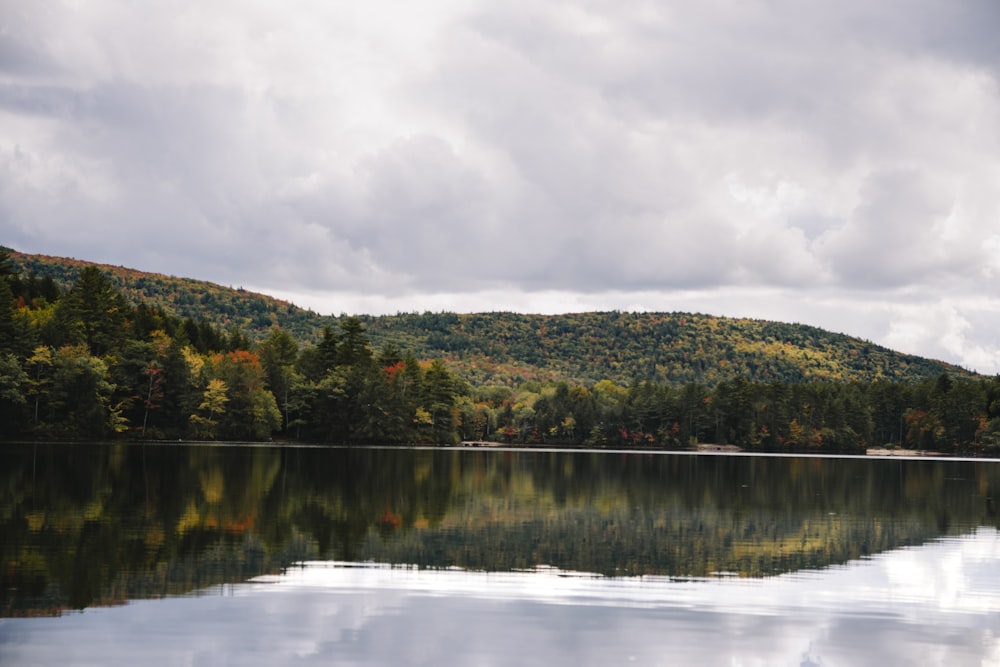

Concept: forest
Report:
left=9, top=249, right=971, bottom=387
left=2, top=247, right=1000, bottom=454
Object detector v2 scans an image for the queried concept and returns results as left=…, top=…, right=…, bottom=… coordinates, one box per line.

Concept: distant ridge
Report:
left=356, top=311, right=973, bottom=387
left=9, top=249, right=973, bottom=387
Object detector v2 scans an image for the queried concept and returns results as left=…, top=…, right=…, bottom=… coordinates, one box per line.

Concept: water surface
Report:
left=2, top=443, right=999, bottom=665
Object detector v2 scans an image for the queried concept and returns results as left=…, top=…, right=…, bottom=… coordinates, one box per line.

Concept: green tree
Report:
left=336, top=316, right=374, bottom=369
left=0, top=279, right=18, bottom=357
left=55, top=267, right=129, bottom=357
left=258, top=328, right=300, bottom=432
left=419, top=359, right=466, bottom=444
left=47, top=345, right=121, bottom=437
left=0, top=353, right=28, bottom=435
left=206, top=350, right=280, bottom=440
left=154, top=338, right=199, bottom=438
left=0, top=246, right=15, bottom=281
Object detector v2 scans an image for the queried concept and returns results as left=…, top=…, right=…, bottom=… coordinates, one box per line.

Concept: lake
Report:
left=2, top=443, right=999, bottom=665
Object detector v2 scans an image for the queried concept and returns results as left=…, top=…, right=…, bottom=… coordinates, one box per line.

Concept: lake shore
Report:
left=6, top=438, right=988, bottom=459
left=461, top=441, right=947, bottom=456
left=865, top=447, right=943, bottom=457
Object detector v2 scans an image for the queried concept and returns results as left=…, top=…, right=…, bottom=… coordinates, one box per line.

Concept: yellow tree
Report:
left=190, top=378, right=228, bottom=439
left=25, top=346, right=52, bottom=428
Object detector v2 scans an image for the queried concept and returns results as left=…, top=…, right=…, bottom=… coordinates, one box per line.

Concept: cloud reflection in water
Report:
left=2, top=529, right=999, bottom=666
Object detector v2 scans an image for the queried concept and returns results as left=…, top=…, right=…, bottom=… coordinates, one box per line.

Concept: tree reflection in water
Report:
left=2, top=443, right=999, bottom=615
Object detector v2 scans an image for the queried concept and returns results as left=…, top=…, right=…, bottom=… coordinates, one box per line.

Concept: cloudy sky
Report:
left=2, top=1, right=999, bottom=372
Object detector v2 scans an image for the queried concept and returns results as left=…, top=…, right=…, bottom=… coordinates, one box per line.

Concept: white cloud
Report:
left=1, top=0, right=999, bottom=371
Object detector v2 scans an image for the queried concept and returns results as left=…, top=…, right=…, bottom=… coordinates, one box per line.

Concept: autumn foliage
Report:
left=1, top=247, right=998, bottom=454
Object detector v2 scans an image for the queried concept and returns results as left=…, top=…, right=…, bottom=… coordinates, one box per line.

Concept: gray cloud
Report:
left=815, top=168, right=981, bottom=288
left=1, top=0, right=999, bottom=369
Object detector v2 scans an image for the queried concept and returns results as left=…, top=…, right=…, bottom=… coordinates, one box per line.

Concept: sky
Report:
left=1, top=1, right=999, bottom=373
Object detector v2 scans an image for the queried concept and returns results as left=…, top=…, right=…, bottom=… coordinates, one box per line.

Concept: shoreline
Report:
left=864, top=447, right=943, bottom=457
left=4, top=439, right=995, bottom=460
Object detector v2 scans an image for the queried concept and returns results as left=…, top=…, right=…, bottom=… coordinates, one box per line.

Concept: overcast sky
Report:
left=2, top=1, right=999, bottom=372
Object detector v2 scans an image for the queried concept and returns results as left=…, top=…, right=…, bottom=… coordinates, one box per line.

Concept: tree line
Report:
left=487, top=373, right=1000, bottom=455
left=0, top=253, right=467, bottom=443
left=2, top=250, right=999, bottom=453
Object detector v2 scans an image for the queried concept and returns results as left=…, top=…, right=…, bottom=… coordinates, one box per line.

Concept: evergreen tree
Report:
left=258, top=328, right=300, bottom=432
left=0, top=353, right=28, bottom=434
left=336, top=316, right=373, bottom=369
left=0, top=279, right=18, bottom=357
left=55, top=267, right=129, bottom=357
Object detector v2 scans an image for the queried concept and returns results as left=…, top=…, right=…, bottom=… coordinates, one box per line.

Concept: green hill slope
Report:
left=10, top=250, right=326, bottom=343
left=358, top=311, right=972, bottom=386
left=9, top=250, right=972, bottom=387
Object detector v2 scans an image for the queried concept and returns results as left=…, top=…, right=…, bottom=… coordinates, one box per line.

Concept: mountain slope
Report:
left=9, top=250, right=972, bottom=387
left=10, top=250, right=327, bottom=343
left=357, top=311, right=971, bottom=386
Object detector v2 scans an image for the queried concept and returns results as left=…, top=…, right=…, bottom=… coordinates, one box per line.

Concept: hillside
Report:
left=358, top=311, right=972, bottom=387
left=9, top=249, right=972, bottom=387
left=10, top=250, right=326, bottom=343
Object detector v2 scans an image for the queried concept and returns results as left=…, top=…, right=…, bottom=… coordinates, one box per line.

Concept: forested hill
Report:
left=9, top=249, right=971, bottom=387
left=10, top=250, right=323, bottom=342
left=358, top=311, right=972, bottom=387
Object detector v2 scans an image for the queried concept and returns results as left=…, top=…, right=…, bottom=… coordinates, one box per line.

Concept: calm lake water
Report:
left=2, top=443, right=1000, bottom=665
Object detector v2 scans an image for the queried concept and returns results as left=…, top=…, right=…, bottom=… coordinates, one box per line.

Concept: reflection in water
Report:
left=2, top=531, right=999, bottom=666
left=2, top=444, right=1000, bottom=617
